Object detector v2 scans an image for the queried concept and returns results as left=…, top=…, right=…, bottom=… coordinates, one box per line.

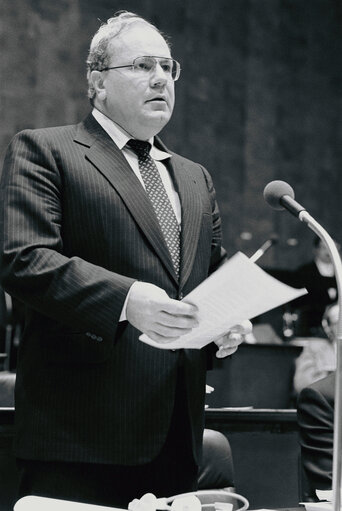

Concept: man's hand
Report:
left=215, top=319, right=253, bottom=358
left=126, top=282, right=198, bottom=344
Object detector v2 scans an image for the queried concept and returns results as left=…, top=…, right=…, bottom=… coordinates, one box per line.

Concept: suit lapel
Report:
left=167, top=153, right=203, bottom=289
left=74, top=115, right=178, bottom=282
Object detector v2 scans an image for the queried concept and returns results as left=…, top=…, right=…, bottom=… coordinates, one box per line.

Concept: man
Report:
left=297, top=372, right=334, bottom=501
left=0, top=11, right=249, bottom=509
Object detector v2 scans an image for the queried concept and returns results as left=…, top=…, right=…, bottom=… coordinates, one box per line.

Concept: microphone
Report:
left=263, top=179, right=342, bottom=511
left=263, top=180, right=306, bottom=217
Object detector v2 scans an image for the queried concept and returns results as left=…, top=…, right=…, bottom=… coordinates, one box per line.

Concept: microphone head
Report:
left=263, top=180, right=295, bottom=210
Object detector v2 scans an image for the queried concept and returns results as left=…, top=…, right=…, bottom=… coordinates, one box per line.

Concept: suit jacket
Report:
left=297, top=372, right=335, bottom=498
left=0, top=114, right=226, bottom=466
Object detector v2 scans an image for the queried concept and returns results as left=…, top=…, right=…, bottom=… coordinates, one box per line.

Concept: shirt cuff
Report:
left=119, top=282, right=138, bottom=322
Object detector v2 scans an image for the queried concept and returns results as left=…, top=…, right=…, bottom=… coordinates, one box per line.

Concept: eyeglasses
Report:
left=100, top=56, right=181, bottom=81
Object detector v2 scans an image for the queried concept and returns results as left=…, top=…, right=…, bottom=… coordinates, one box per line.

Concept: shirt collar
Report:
left=92, top=108, right=171, bottom=161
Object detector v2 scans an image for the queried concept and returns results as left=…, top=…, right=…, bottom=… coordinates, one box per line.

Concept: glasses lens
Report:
left=159, top=59, right=180, bottom=81
left=133, top=57, right=155, bottom=73
left=133, top=57, right=180, bottom=81
left=171, top=60, right=180, bottom=81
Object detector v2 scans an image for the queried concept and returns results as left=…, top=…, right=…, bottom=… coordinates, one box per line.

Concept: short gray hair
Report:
left=86, top=11, right=169, bottom=101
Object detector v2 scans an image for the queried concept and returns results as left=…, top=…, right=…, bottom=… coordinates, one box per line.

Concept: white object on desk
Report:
left=14, top=495, right=127, bottom=511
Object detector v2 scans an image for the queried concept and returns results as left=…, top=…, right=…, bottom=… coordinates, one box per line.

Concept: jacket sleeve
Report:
left=0, top=129, right=135, bottom=340
left=201, top=165, right=227, bottom=274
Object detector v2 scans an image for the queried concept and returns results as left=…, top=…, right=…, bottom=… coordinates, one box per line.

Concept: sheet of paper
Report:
left=300, top=503, right=333, bottom=511
left=140, top=251, right=307, bottom=350
left=316, top=490, right=333, bottom=501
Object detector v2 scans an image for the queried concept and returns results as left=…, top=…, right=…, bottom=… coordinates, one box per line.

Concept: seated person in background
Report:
left=289, top=236, right=338, bottom=337
left=293, top=303, right=337, bottom=394
left=198, top=429, right=234, bottom=490
left=297, top=372, right=334, bottom=500
left=260, top=236, right=338, bottom=340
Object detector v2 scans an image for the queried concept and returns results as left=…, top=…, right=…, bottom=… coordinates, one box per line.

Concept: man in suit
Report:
left=297, top=372, right=335, bottom=500
left=0, top=11, right=250, bottom=508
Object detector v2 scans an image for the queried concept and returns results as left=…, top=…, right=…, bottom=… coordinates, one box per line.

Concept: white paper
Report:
left=140, top=251, right=307, bottom=350
left=316, top=489, right=333, bottom=502
left=301, top=488, right=342, bottom=511
left=301, top=503, right=333, bottom=511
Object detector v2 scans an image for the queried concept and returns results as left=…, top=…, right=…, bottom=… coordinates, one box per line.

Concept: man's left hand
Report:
left=214, top=319, right=252, bottom=358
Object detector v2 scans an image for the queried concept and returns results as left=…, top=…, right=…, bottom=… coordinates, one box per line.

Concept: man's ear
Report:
left=90, top=70, right=107, bottom=101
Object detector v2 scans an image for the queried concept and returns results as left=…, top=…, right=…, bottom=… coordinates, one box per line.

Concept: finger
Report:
left=216, top=345, right=239, bottom=358
left=226, top=332, right=244, bottom=345
left=215, top=332, right=243, bottom=349
left=161, top=298, right=198, bottom=317
left=158, top=311, right=199, bottom=329
left=230, top=319, right=253, bottom=334
left=153, top=323, right=194, bottom=338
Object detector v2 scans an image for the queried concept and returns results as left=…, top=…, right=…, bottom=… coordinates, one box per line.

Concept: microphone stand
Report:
left=298, top=210, right=342, bottom=511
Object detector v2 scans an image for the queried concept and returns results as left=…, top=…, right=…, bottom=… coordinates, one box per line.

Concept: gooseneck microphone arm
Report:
left=264, top=181, right=342, bottom=511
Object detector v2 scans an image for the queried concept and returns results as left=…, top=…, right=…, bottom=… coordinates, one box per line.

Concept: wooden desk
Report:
left=205, top=408, right=300, bottom=509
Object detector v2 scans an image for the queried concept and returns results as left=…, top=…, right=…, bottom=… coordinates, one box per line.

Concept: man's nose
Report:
left=150, top=62, right=168, bottom=87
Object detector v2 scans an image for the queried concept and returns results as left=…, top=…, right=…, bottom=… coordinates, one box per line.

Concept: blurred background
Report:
left=1, top=0, right=342, bottom=269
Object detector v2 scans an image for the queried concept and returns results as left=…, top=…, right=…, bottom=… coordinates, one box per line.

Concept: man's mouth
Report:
left=146, top=97, right=166, bottom=103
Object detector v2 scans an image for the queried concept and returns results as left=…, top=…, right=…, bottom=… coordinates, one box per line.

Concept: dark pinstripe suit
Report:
left=0, top=113, right=226, bottom=489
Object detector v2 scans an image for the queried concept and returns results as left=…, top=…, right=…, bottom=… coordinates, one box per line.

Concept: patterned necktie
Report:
left=127, top=139, right=180, bottom=277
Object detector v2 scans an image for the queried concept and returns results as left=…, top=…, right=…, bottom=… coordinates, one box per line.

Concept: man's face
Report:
left=97, top=24, right=175, bottom=139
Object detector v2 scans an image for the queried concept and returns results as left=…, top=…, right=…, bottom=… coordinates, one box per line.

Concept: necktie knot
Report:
left=127, top=139, right=151, bottom=158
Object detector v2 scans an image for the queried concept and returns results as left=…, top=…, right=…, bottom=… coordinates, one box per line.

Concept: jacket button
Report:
left=179, top=292, right=184, bottom=300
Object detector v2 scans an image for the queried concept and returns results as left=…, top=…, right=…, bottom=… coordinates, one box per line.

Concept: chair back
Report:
left=199, top=429, right=235, bottom=491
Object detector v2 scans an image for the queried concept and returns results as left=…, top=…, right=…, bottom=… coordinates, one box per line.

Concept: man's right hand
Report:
left=126, top=282, right=198, bottom=344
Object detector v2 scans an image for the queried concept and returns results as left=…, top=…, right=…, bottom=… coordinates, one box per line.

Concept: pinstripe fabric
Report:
left=0, top=113, right=226, bottom=466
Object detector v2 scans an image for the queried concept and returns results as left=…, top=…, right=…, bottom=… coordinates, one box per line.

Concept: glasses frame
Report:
left=100, top=55, right=181, bottom=81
